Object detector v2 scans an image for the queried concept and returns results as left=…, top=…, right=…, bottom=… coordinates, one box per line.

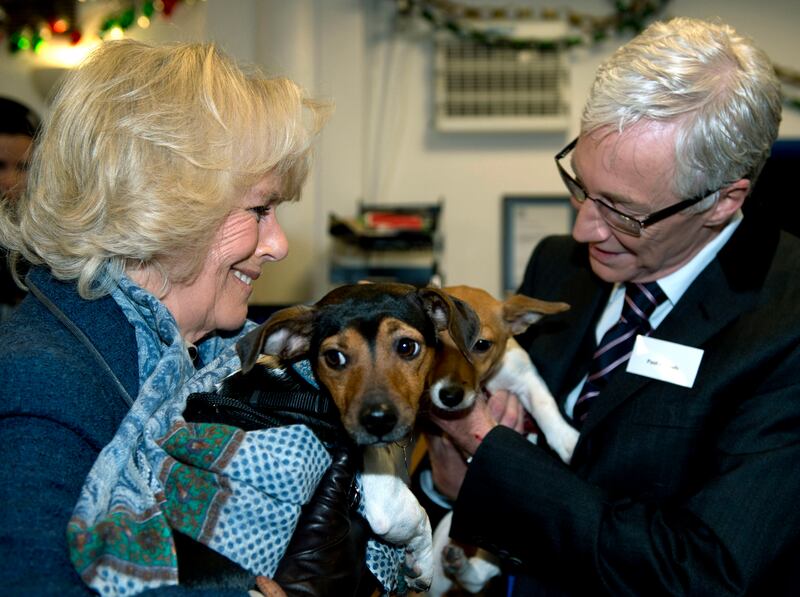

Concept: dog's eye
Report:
left=396, top=338, right=421, bottom=359
left=323, top=350, right=347, bottom=370
left=473, top=339, right=493, bottom=353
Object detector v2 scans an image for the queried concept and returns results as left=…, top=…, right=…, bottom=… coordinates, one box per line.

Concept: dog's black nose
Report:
left=360, top=403, right=398, bottom=438
left=438, top=386, right=465, bottom=408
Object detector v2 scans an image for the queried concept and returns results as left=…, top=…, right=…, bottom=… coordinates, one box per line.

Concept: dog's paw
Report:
left=550, top=425, right=580, bottom=464
left=402, top=544, right=434, bottom=592
left=442, top=543, right=468, bottom=575
left=405, top=575, right=433, bottom=593
left=401, top=560, right=432, bottom=592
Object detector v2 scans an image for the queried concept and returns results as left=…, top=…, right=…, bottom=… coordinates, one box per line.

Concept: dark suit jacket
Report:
left=450, top=213, right=800, bottom=596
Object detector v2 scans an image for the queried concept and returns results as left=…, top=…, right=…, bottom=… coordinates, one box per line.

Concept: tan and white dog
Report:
left=426, top=285, right=579, bottom=597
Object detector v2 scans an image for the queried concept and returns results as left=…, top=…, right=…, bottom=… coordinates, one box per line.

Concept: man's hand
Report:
left=487, top=389, right=527, bottom=434
left=431, top=390, right=525, bottom=456
left=428, top=433, right=468, bottom=501
left=427, top=390, right=527, bottom=498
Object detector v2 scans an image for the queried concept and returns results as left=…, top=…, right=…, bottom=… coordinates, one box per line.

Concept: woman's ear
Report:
left=704, top=178, right=750, bottom=227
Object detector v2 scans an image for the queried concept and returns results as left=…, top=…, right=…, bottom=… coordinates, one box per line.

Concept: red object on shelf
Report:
left=364, top=212, right=426, bottom=231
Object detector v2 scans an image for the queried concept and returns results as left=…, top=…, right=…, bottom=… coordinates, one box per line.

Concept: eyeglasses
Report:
left=555, top=137, right=716, bottom=237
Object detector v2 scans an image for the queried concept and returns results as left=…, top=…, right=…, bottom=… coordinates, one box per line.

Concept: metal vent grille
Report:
left=434, top=23, right=569, bottom=132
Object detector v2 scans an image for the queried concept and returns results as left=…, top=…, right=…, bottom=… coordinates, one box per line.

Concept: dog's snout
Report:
left=359, top=403, right=398, bottom=438
left=438, top=385, right=465, bottom=408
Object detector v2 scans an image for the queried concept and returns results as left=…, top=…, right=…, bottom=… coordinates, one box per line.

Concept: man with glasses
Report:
left=430, top=16, right=800, bottom=596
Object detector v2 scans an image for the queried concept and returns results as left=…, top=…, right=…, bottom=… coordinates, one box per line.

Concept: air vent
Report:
left=434, top=21, right=570, bottom=132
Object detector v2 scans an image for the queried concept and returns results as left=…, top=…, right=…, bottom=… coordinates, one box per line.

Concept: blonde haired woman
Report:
left=0, top=40, right=391, bottom=596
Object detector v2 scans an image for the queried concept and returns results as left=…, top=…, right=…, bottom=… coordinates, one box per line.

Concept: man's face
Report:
left=0, top=133, right=33, bottom=201
left=570, top=123, right=718, bottom=284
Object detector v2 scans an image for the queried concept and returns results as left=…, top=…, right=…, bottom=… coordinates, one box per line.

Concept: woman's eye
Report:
left=249, top=205, right=272, bottom=221
left=323, top=350, right=347, bottom=370
left=473, top=339, right=493, bottom=353
left=396, top=338, right=421, bottom=359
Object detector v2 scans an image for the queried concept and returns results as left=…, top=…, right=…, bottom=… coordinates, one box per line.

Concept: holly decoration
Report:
left=0, top=0, right=193, bottom=54
left=395, top=0, right=671, bottom=50
left=396, top=0, right=800, bottom=111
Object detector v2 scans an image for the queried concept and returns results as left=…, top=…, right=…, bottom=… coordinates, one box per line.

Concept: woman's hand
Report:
left=253, top=577, right=287, bottom=597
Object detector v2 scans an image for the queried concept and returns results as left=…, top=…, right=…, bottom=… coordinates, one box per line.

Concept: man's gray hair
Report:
left=581, top=17, right=782, bottom=201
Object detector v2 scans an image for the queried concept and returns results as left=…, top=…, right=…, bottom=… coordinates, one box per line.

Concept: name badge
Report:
left=626, top=336, right=704, bottom=388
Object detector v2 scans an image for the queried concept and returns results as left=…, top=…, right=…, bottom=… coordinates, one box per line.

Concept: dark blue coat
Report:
left=0, top=268, right=245, bottom=595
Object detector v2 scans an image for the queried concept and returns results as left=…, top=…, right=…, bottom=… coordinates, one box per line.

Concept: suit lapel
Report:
left=527, top=263, right=610, bottom=403
left=552, top=277, right=608, bottom=399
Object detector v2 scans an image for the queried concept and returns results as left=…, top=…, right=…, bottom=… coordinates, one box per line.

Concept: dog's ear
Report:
left=418, top=288, right=480, bottom=361
left=503, top=294, right=570, bottom=335
left=236, top=305, right=316, bottom=373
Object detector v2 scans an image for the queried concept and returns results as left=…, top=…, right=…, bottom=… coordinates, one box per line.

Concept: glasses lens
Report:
left=556, top=148, right=641, bottom=237
left=595, top=202, right=641, bottom=236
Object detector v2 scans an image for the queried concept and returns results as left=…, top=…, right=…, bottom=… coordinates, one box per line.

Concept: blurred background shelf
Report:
left=328, top=201, right=443, bottom=286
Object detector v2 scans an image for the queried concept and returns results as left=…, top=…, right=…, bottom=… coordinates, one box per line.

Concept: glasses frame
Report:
left=555, top=137, right=715, bottom=237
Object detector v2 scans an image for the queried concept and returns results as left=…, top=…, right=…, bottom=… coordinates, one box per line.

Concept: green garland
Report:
left=0, top=0, right=189, bottom=53
left=2, top=0, right=798, bottom=110
left=776, top=65, right=800, bottom=111
left=397, top=0, right=800, bottom=111
left=395, top=0, right=672, bottom=49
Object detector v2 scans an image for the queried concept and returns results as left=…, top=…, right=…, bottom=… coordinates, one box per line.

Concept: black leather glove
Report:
left=271, top=440, right=376, bottom=597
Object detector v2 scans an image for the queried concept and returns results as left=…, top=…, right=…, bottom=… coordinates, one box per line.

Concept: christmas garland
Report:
left=0, top=0, right=191, bottom=53
left=395, top=0, right=800, bottom=111
left=395, top=0, right=671, bottom=49
left=776, top=65, right=800, bottom=111
left=2, top=0, right=798, bottom=110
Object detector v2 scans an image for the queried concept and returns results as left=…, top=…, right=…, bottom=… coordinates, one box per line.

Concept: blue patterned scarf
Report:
left=66, top=275, right=403, bottom=594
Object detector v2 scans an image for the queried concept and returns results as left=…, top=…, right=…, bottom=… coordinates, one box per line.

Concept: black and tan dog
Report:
left=237, top=281, right=479, bottom=445
left=235, top=281, right=480, bottom=591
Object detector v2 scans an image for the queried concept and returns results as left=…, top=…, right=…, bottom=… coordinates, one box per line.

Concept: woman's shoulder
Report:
left=0, top=288, right=134, bottom=441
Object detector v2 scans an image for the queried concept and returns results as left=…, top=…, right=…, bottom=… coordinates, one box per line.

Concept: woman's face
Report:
left=161, top=174, right=289, bottom=343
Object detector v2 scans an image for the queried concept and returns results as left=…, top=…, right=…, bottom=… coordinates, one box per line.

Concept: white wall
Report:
left=2, top=0, right=799, bottom=303
left=301, top=0, right=800, bottom=300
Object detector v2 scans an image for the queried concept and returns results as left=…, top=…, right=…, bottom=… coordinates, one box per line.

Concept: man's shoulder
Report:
left=774, top=229, right=800, bottom=268
left=749, top=229, right=800, bottom=304
left=533, top=234, right=580, bottom=259
left=519, top=235, right=595, bottom=301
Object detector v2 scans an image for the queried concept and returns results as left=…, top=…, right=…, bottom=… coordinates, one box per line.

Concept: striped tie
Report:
left=573, top=281, right=667, bottom=426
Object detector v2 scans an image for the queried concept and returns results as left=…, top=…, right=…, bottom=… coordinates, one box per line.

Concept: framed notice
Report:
left=502, top=195, right=573, bottom=295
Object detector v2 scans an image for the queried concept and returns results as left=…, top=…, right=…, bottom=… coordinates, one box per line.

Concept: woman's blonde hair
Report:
left=0, top=39, right=329, bottom=298
left=581, top=17, right=782, bottom=202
